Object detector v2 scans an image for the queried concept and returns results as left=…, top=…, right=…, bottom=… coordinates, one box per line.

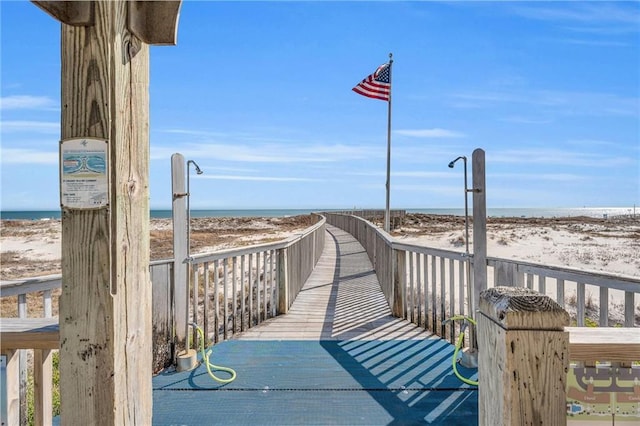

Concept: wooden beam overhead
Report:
left=32, top=1, right=94, bottom=26
left=33, top=1, right=182, bottom=45
left=129, top=1, right=182, bottom=45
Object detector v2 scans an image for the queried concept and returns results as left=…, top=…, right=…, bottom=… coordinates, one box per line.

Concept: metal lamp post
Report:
left=186, top=160, right=203, bottom=256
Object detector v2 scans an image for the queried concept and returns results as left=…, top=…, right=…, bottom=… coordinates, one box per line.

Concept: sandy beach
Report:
left=2, top=213, right=639, bottom=280
left=1, top=213, right=638, bottom=320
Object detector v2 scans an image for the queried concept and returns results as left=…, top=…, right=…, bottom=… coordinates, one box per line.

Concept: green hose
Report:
left=192, top=323, right=237, bottom=384
left=446, top=315, right=478, bottom=386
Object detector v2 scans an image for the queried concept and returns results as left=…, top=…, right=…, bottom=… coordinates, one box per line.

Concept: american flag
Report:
left=352, top=63, right=391, bottom=101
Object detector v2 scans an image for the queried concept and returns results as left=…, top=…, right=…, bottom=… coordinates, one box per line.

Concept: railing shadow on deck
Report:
left=317, top=227, right=477, bottom=425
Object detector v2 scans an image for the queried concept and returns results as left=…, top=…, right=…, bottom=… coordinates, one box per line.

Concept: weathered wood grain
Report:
left=478, top=286, right=570, bottom=426
left=58, top=1, right=151, bottom=424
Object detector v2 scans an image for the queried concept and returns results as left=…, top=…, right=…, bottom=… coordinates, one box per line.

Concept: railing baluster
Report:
left=556, top=278, right=565, bottom=308
left=423, top=254, right=428, bottom=330
left=241, top=255, right=246, bottom=331
left=18, top=293, right=27, bottom=424
left=599, top=286, right=609, bottom=327
left=431, top=255, right=437, bottom=334
left=416, top=253, right=422, bottom=328
left=256, top=252, right=261, bottom=322
left=248, top=253, right=254, bottom=328
left=270, top=249, right=276, bottom=318
left=440, top=257, right=446, bottom=338
left=408, top=252, right=414, bottom=323
left=262, top=251, right=268, bottom=321
left=458, top=260, right=465, bottom=318
left=232, top=256, right=238, bottom=334
left=577, top=282, right=586, bottom=327
left=526, top=273, right=533, bottom=290
left=624, top=291, right=634, bottom=327
left=203, top=261, right=210, bottom=342
left=539, top=274, right=546, bottom=295
left=449, top=258, right=455, bottom=343
left=214, top=259, right=220, bottom=343
left=192, top=264, right=199, bottom=347
left=223, top=260, right=228, bottom=340
left=43, top=290, right=52, bottom=318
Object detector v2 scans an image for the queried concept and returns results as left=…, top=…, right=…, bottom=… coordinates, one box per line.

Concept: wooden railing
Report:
left=487, top=257, right=638, bottom=327
left=325, top=213, right=639, bottom=333
left=187, top=215, right=325, bottom=344
left=0, top=216, right=324, bottom=425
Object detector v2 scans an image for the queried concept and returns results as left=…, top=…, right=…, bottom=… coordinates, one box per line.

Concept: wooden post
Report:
left=171, top=153, right=188, bottom=356
left=471, top=148, right=486, bottom=348
left=32, top=1, right=181, bottom=424
left=478, top=286, right=570, bottom=426
left=277, top=248, right=289, bottom=314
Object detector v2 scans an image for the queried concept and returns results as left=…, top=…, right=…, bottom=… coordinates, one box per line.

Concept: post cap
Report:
left=479, top=286, right=569, bottom=330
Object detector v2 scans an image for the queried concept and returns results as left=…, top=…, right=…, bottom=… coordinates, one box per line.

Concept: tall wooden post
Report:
left=477, top=286, right=570, bottom=426
left=471, top=148, right=486, bottom=348
left=32, top=1, right=181, bottom=424
left=171, top=153, right=188, bottom=356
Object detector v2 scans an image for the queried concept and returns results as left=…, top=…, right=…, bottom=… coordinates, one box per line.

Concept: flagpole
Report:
left=385, top=53, right=393, bottom=233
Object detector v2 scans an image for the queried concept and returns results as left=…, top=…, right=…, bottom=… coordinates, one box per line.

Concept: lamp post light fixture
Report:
left=448, top=156, right=469, bottom=255
left=186, top=160, right=203, bottom=256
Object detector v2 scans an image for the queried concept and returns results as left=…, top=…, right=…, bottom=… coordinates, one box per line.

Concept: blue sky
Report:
left=1, top=1, right=639, bottom=211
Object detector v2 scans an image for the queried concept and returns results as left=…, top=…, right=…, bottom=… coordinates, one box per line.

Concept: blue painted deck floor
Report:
left=152, top=226, right=478, bottom=425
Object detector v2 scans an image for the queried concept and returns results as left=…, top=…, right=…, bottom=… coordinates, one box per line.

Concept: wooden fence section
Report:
left=325, top=213, right=474, bottom=342
left=325, top=213, right=639, bottom=333
left=0, top=216, right=325, bottom=425
left=187, top=215, right=326, bottom=344
left=488, top=257, right=639, bottom=327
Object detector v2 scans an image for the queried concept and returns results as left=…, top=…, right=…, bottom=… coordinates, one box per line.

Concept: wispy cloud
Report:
left=449, top=90, right=639, bottom=117
left=395, top=128, right=465, bottom=138
left=199, top=175, right=316, bottom=182
left=1, top=120, right=60, bottom=133
left=0, top=147, right=58, bottom=165
left=499, top=116, right=553, bottom=125
left=556, top=38, right=630, bottom=47
left=0, top=95, right=57, bottom=111
left=510, top=3, right=640, bottom=26
left=490, top=172, right=585, bottom=182
left=490, top=148, right=633, bottom=168
left=151, top=141, right=380, bottom=163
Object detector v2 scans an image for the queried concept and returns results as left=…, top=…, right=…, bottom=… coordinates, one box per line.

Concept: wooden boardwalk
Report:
left=237, top=225, right=432, bottom=341
left=152, top=225, right=478, bottom=425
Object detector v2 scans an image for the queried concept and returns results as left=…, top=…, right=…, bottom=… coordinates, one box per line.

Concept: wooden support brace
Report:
left=128, top=1, right=182, bottom=45
left=33, top=1, right=182, bottom=45
left=478, top=286, right=570, bottom=426
left=32, top=1, right=94, bottom=26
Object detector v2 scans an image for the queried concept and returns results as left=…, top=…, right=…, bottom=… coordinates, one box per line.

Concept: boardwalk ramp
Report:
left=152, top=225, right=478, bottom=425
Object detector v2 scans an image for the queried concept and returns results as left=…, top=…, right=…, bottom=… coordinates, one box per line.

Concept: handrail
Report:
left=186, top=215, right=326, bottom=345
left=325, top=212, right=639, bottom=332
left=0, top=274, right=62, bottom=298
left=188, top=217, right=325, bottom=264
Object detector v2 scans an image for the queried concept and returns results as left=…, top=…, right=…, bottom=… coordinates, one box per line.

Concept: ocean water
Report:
left=0, top=206, right=637, bottom=221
